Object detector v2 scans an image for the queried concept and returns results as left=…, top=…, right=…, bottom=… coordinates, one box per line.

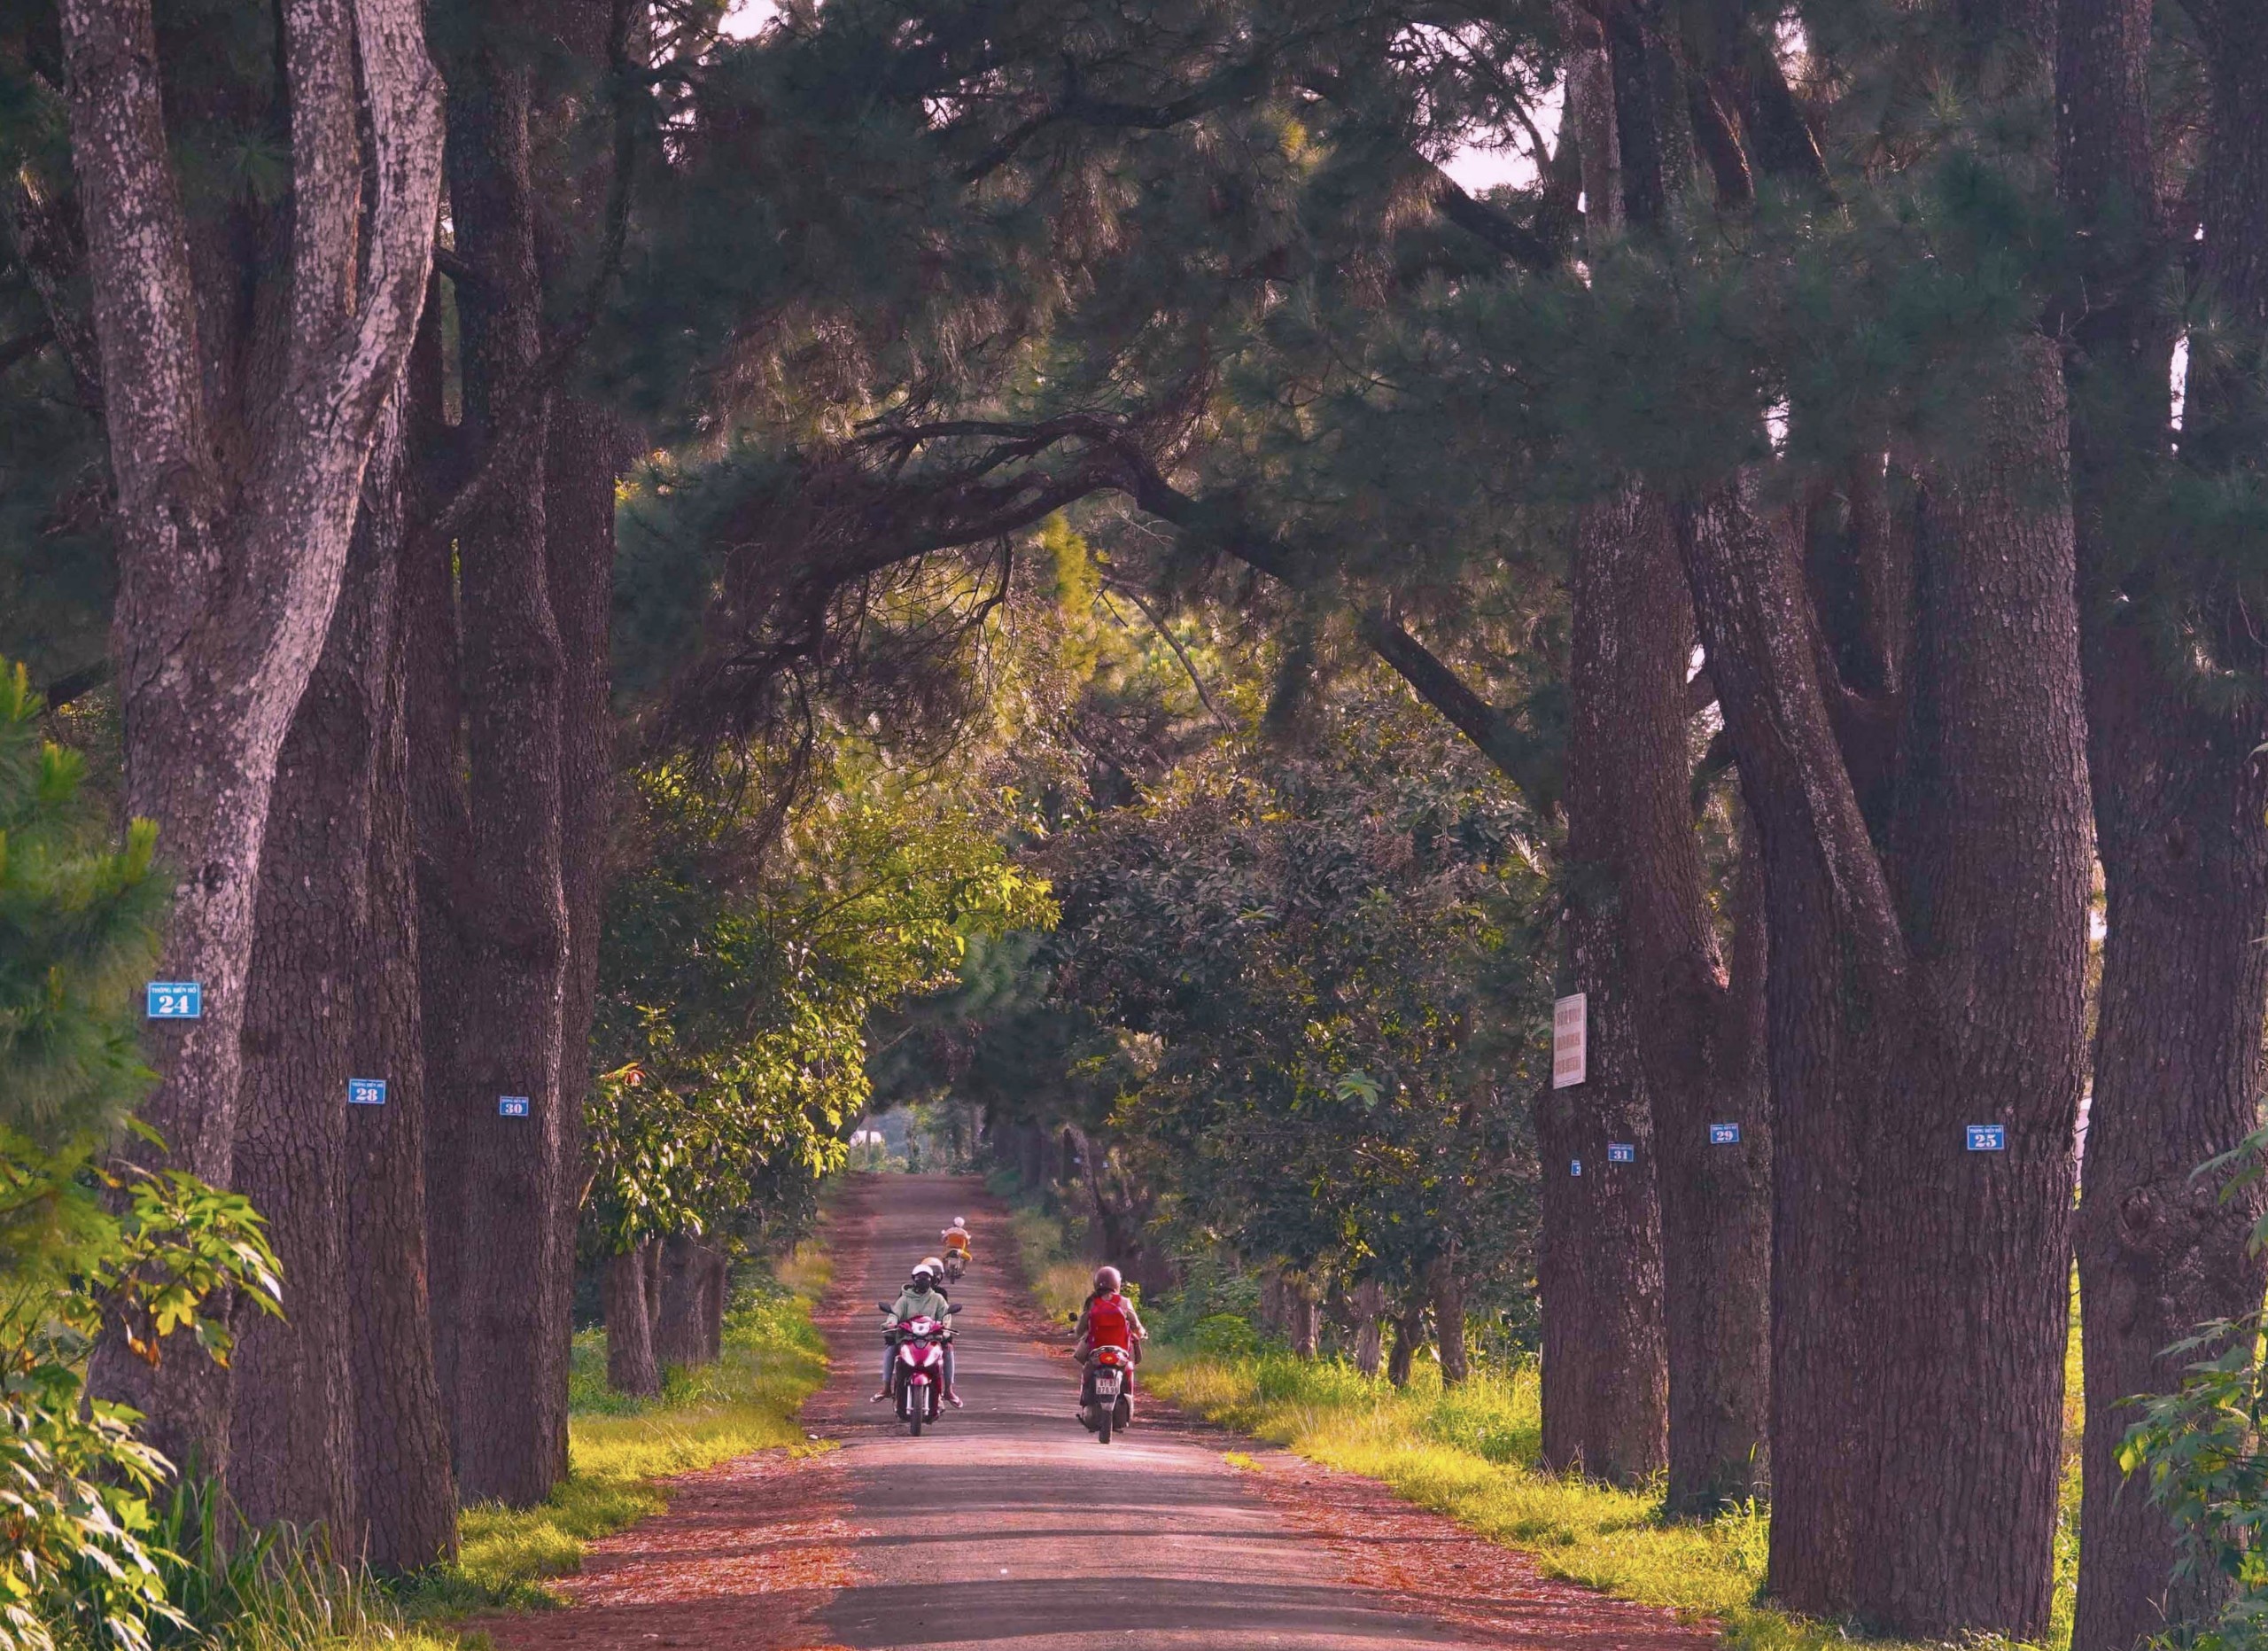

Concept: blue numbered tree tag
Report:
left=499, top=1095, right=531, bottom=1118
left=146, top=982, right=203, bottom=1019
left=1967, top=1125, right=2006, bottom=1152
left=1709, top=1122, right=1741, bottom=1145
left=347, top=1079, right=386, bottom=1106
left=1570, top=1158, right=1582, bottom=1177
left=1608, top=1142, right=1635, bottom=1164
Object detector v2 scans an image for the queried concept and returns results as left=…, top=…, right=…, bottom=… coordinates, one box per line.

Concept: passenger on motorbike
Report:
left=1073, top=1265, right=1146, bottom=1418
left=874, top=1261, right=960, bottom=1407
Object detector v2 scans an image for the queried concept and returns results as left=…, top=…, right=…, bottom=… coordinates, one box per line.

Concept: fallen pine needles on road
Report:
left=399, top=1248, right=831, bottom=1624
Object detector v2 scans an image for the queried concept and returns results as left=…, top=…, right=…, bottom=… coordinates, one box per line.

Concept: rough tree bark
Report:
left=655, top=1234, right=708, bottom=1370
left=700, top=1246, right=729, bottom=1364
left=2062, top=2, right=2268, bottom=1644
left=347, top=393, right=457, bottom=1570
left=1535, top=944, right=1669, bottom=1485
left=229, top=404, right=413, bottom=1546
left=1567, top=487, right=1771, bottom=1512
left=603, top=1249, right=663, bottom=1397
left=1352, top=1279, right=1385, bottom=1379
left=537, top=0, right=630, bottom=1480
left=1289, top=1280, right=1320, bottom=1359
left=1386, top=1299, right=1425, bottom=1389
left=439, top=33, right=573, bottom=1507
left=408, top=354, right=479, bottom=1474
left=1678, top=343, right=2091, bottom=1633
left=545, top=395, right=620, bottom=1459
left=60, top=0, right=443, bottom=1471
left=1428, top=1250, right=1469, bottom=1387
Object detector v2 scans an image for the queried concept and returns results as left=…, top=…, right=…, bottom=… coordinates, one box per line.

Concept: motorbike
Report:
left=879, top=1302, right=959, bottom=1436
left=1080, top=1343, right=1136, bottom=1444
left=943, top=1249, right=967, bottom=1283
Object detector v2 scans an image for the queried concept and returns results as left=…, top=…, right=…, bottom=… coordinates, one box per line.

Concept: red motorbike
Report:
left=1081, top=1343, right=1135, bottom=1444
left=880, top=1304, right=958, bottom=1436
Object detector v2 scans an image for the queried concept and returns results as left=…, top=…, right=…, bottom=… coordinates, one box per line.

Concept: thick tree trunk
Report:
left=701, top=1246, right=729, bottom=1363
left=347, top=402, right=457, bottom=1569
left=1679, top=338, right=2090, bottom=1635
left=441, top=43, right=573, bottom=1508
left=1020, top=1122, right=1045, bottom=1190
left=1853, top=352, right=2088, bottom=1634
left=2062, top=5, right=2268, bottom=1645
left=655, top=1234, right=707, bottom=1370
left=545, top=396, right=618, bottom=1468
left=1386, top=1303, right=1425, bottom=1389
left=1290, top=1281, right=1320, bottom=1359
left=643, top=1238, right=664, bottom=1348
left=1352, top=1279, right=1385, bottom=1378
left=408, top=401, right=478, bottom=1473
left=1542, top=907, right=1669, bottom=1481
left=1428, top=1252, right=1468, bottom=1387
left=603, top=1249, right=662, bottom=1398
left=229, top=407, right=414, bottom=1546
left=1534, top=1082, right=1590, bottom=1467
left=1567, top=487, right=1771, bottom=1512
left=61, top=0, right=442, bottom=1476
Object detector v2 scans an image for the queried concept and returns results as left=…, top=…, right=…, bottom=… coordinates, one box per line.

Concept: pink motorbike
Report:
left=880, top=1304, right=959, bottom=1436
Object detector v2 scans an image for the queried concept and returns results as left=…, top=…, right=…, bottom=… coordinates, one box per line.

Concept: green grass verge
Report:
left=1151, top=1337, right=2083, bottom=1651
left=988, top=1173, right=1093, bottom=1325
left=398, top=1243, right=831, bottom=1624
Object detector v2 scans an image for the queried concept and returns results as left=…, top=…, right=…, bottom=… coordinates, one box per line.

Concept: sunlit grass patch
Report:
left=1153, top=1343, right=2078, bottom=1651
left=1002, top=1202, right=1091, bottom=1322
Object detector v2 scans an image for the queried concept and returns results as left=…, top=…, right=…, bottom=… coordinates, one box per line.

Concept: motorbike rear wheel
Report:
left=1098, top=1411, right=1113, bottom=1444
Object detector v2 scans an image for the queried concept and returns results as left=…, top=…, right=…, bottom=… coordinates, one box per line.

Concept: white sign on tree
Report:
left=1552, top=992, right=1588, bottom=1088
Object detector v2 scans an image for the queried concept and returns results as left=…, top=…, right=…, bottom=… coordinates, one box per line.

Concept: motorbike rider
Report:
left=874, top=1259, right=961, bottom=1407
left=1073, top=1265, right=1146, bottom=1418
left=942, top=1217, right=973, bottom=1261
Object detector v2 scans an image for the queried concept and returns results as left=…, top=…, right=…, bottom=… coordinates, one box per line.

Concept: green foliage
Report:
left=2121, top=1320, right=2268, bottom=1651
left=0, top=1157, right=284, bottom=1651
left=0, top=664, right=167, bottom=1159
left=0, top=660, right=285, bottom=1651
left=586, top=753, right=1056, bottom=1257
left=2116, top=1127, right=2268, bottom=1651
left=130, top=1484, right=448, bottom=1651
left=1040, top=663, right=1551, bottom=1311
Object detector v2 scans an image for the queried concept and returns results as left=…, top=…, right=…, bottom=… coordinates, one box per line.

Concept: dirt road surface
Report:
left=490, top=1174, right=1717, bottom=1651
left=806, top=1174, right=1710, bottom=1651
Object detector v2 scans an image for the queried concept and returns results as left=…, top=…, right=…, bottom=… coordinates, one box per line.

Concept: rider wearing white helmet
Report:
left=875, top=1259, right=960, bottom=1407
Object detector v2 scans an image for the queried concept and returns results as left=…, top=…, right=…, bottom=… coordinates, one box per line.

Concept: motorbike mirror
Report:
left=945, top=1303, right=962, bottom=1313
left=877, top=1302, right=893, bottom=1312
left=1067, top=1312, right=1078, bottom=1325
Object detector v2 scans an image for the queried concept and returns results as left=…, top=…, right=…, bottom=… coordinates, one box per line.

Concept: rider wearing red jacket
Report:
left=1073, top=1266, right=1146, bottom=1416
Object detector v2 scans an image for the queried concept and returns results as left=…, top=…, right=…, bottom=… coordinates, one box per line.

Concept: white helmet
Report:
left=911, top=1260, right=939, bottom=1288
left=951, top=1216, right=967, bottom=1229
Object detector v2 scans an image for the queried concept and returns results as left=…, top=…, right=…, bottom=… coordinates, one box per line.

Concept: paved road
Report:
left=812, top=1173, right=1478, bottom=1650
